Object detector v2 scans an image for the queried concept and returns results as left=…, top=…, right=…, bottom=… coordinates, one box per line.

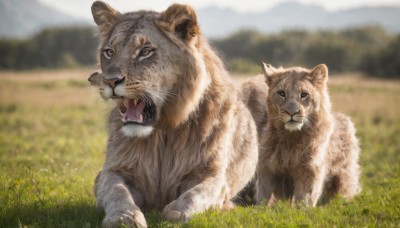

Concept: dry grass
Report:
left=2, top=69, right=398, bottom=112
left=0, top=69, right=101, bottom=107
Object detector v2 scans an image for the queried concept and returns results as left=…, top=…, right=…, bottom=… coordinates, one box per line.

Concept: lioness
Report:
left=89, top=1, right=259, bottom=227
left=256, top=63, right=361, bottom=207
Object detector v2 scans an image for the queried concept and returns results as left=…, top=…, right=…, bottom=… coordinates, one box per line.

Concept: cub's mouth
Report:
left=284, top=118, right=304, bottom=132
left=286, top=119, right=302, bottom=124
left=117, top=97, right=156, bottom=126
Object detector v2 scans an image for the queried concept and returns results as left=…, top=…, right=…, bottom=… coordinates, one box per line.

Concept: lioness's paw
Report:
left=103, top=210, right=147, bottom=228
left=161, top=200, right=191, bottom=223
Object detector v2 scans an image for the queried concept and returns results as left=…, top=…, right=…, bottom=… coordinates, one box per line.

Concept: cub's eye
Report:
left=301, top=92, right=308, bottom=99
left=103, top=48, right=114, bottom=59
left=138, top=47, right=154, bottom=61
left=277, top=90, right=286, bottom=98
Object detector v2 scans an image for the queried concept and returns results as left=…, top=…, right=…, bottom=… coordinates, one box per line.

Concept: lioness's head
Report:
left=262, top=63, right=330, bottom=132
left=89, top=1, right=210, bottom=137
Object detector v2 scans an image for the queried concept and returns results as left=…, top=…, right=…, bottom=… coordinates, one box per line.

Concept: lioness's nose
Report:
left=103, top=76, right=125, bottom=89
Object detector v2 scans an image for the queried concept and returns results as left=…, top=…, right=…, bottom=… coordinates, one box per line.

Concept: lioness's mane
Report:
left=90, top=2, right=262, bottom=226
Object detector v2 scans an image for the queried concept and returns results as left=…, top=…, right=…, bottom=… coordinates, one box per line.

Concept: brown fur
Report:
left=256, top=63, right=361, bottom=207
left=90, top=2, right=259, bottom=227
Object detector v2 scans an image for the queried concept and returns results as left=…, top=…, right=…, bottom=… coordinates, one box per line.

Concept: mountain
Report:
left=197, top=1, right=400, bottom=37
left=1, top=0, right=400, bottom=39
left=0, top=0, right=88, bottom=38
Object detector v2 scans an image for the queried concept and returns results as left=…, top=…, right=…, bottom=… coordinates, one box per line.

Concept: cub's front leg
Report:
left=95, top=171, right=147, bottom=228
left=292, top=165, right=327, bottom=207
left=256, top=168, right=278, bottom=206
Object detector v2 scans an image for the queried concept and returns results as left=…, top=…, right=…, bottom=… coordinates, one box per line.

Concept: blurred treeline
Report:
left=0, top=27, right=98, bottom=69
left=215, top=26, right=400, bottom=78
left=0, top=25, right=399, bottom=78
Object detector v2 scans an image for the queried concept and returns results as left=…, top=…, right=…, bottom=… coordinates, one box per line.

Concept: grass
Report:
left=0, top=69, right=399, bottom=227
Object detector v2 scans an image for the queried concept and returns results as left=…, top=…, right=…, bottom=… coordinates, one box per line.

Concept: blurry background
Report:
left=1, top=0, right=400, bottom=77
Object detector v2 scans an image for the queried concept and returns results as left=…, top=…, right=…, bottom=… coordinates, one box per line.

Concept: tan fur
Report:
left=90, top=1, right=258, bottom=227
left=256, top=63, right=361, bottom=207
left=240, top=74, right=269, bottom=138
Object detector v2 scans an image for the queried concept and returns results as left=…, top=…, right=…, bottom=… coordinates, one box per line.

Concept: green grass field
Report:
left=0, top=69, right=399, bottom=227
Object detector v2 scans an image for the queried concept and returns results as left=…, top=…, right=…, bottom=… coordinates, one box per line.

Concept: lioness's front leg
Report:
left=162, top=173, right=227, bottom=222
left=96, top=171, right=147, bottom=228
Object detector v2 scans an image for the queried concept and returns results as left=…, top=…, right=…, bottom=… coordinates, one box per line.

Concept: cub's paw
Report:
left=103, top=210, right=147, bottom=228
left=161, top=200, right=191, bottom=223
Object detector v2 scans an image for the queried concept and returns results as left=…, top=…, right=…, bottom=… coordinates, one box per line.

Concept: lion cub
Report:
left=256, top=63, right=361, bottom=206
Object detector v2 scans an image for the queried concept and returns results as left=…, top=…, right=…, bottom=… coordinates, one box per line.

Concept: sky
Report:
left=38, top=0, right=400, bottom=19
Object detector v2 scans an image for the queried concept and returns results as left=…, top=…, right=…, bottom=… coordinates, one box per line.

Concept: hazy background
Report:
left=37, top=0, right=400, bottom=17
left=1, top=0, right=400, bottom=77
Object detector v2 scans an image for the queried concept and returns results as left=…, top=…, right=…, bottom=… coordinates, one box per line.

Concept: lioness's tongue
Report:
left=123, top=99, right=145, bottom=123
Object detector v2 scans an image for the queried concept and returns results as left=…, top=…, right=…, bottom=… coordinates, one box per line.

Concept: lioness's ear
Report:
left=88, top=72, right=102, bottom=87
left=310, top=64, right=328, bottom=87
left=158, top=4, right=200, bottom=42
left=262, top=62, right=276, bottom=86
left=91, top=1, right=121, bottom=33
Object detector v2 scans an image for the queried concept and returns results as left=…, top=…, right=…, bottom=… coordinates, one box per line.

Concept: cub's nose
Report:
left=285, top=109, right=300, bottom=117
left=103, top=76, right=125, bottom=89
left=284, top=103, right=300, bottom=116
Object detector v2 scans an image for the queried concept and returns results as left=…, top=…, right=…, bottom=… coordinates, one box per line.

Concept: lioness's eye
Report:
left=103, top=48, right=114, bottom=59
left=301, top=92, right=308, bottom=99
left=138, top=47, right=154, bottom=61
left=140, top=48, right=151, bottom=56
left=277, top=90, right=286, bottom=97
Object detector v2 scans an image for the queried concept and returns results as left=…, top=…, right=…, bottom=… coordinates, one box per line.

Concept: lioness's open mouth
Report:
left=118, top=97, right=156, bottom=126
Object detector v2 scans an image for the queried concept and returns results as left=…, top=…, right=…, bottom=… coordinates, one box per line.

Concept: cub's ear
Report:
left=91, top=1, right=121, bottom=33
left=309, top=64, right=328, bottom=87
left=262, top=62, right=276, bottom=77
left=262, top=62, right=277, bottom=86
left=158, top=4, right=200, bottom=42
left=88, top=72, right=102, bottom=87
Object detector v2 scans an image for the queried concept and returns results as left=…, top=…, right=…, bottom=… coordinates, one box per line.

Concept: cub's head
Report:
left=89, top=1, right=209, bottom=137
left=262, top=63, right=330, bottom=132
